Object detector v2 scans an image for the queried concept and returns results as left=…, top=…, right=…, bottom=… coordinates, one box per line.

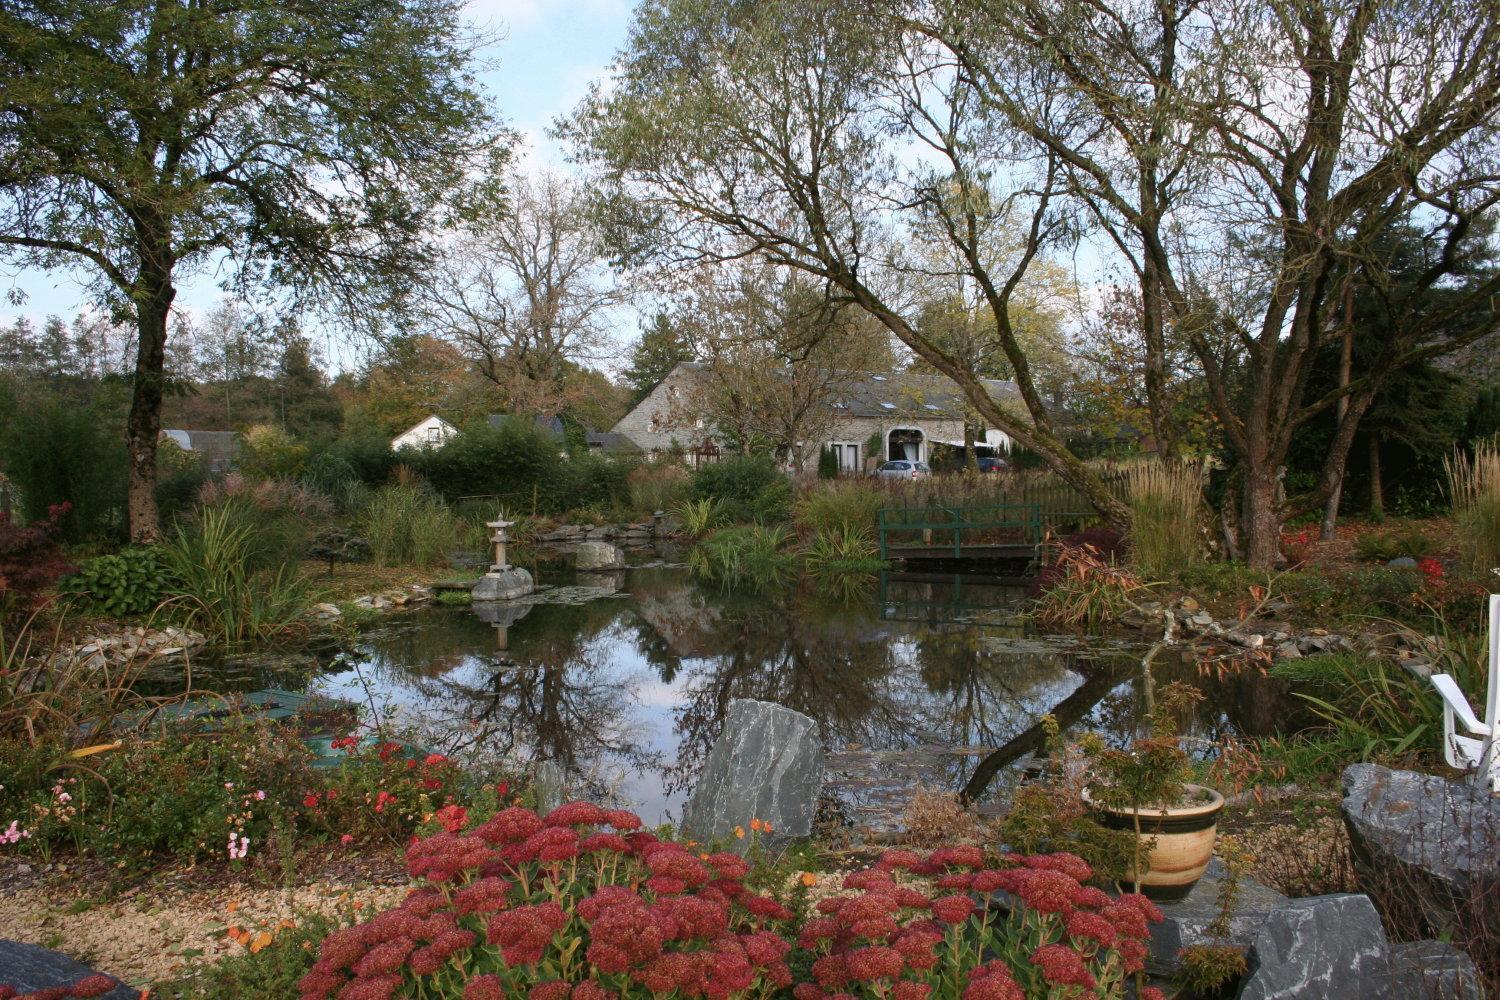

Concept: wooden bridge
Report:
left=877, top=503, right=1046, bottom=564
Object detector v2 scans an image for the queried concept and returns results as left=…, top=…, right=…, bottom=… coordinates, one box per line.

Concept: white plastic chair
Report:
left=1430, top=592, right=1499, bottom=794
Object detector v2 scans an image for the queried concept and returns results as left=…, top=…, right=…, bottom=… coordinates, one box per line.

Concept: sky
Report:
left=0, top=0, right=639, bottom=340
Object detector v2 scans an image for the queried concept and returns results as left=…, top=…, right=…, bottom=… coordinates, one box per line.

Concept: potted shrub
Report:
left=1081, top=682, right=1224, bottom=900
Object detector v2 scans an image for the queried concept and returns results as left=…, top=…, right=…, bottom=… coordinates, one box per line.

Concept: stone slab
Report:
left=0, top=940, right=137, bottom=999
left=1235, top=893, right=1390, bottom=1000
left=681, top=699, right=823, bottom=854
left=1388, top=940, right=1486, bottom=1000
left=472, top=567, right=535, bottom=602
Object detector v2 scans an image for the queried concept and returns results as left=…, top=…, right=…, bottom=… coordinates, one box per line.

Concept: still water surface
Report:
left=303, top=566, right=1271, bottom=829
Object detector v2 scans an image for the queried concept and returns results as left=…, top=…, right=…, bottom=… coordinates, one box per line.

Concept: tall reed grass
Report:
left=1445, top=439, right=1500, bottom=574
left=794, top=480, right=885, bottom=536
left=164, top=503, right=317, bottom=646
left=362, top=484, right=461, bottom=567
left=687, top=524, right=794, bottom=589
left=1122, top=462, right=1202, bottom=579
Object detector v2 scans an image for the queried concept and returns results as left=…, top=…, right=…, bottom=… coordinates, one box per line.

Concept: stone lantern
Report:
left=472, top=518, right=534, bottom=602
left=488, top=518, right=514, bottom=572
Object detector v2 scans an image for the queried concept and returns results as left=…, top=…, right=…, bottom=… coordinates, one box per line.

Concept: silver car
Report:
left=873, top=460, right=932, bottom=480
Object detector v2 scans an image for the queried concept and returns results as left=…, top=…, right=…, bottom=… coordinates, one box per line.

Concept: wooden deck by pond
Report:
left=877, top=502, right=1096, bottom=568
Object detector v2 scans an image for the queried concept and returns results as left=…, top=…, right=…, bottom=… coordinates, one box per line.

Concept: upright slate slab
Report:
left=0, top=941, right=137, bottom=999
left=1341, top=763, right=1500, bottom=931
left=681, top=699, right=823, bottom=853
left=1235, top=894, right=1391, bottom=1000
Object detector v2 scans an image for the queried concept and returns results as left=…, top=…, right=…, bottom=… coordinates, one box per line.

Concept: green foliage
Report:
left=434, top=589, right=472, bottom=606
left=817, top=444, right=840, bottom=479
left=673, top=497, right=726, bottom=538
left=62, top=546, right=173, bottom=616
left=153, top=912, right=341, bottom=1000
left=801, top=525, right=882, bottom=576
left=623, top=311, right=693, bottom=405
left=195, top=477, right=334, bottom=570
left=361, top=484, right=460, bottom=567
left=163, top=502, right=317, bottom=645
left=688, top=523, right=795, bottom=589
left=690, top=455, right=791, bottom=523
left=406, top=421, right=578, bottom=514
left=794, top=480, right=885, bottom=536
left=238, top=424, right=309, bottom=480
left=1353, top=525, right=1432, bottom=562
left=0, top=388, right=128, bottom=543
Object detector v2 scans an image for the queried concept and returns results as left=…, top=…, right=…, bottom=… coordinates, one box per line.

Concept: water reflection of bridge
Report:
left=878, top=571, right=1031, bottom=624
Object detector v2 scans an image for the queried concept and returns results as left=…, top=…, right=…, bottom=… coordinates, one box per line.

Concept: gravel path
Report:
left=0, top=858, right=408, bottom=988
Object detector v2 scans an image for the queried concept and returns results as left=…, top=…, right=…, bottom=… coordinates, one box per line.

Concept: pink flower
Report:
left=341, top=834, right=355, bottom=845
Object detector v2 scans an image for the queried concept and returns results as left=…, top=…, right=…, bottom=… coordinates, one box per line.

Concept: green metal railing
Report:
left=877, top=503, right=1044, bottom=559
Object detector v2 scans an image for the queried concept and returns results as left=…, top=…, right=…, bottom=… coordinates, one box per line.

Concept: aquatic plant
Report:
left=673, top=496, right=727, bottom=538
left=1445, top=438, right=1500, bottom=573
left=362, top=483, right=462, bottom=568
left=688, top=523, right=795, bottom=589
left=1122, top=462, right=1202, bottom=579
left=164, top=502, right=318, bottom=645
left=794, top=480, right=885, bottom=537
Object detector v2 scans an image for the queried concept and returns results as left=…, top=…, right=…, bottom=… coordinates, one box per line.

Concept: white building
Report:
left=391, top=414, right=459, bottom=452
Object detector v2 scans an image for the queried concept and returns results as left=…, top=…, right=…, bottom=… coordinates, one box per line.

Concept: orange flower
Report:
left=750, top=818, right=764, bottom=833
left=733, top=825, right=746, bottom=839
left=800, top=872, right=817, bottom=887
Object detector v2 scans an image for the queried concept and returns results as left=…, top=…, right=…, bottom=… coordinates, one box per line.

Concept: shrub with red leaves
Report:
left=300, top=803, right=1162, bottom=1000
left=0, top=503, right=74, bottom=618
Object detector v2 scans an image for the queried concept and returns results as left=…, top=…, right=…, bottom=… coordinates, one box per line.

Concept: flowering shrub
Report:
left=305, top=737, right=469, bottom=844
left=795, top=849, right=1162, bottom=1000
left=299, top=804, right=1164, bottom=1000
left=298, top=800, right=798, bottom=999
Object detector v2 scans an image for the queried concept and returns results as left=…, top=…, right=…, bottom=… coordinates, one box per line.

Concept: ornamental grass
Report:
left=297, top=803, right=1164, bottom=1000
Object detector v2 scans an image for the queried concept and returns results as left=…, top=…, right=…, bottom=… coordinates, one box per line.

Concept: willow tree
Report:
left=0, top=0, right=503, bottom=540
left=564, top=0, right=1133, bottom=526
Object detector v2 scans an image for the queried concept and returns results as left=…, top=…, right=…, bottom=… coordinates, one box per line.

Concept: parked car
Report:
left=874, top=460, right=932, bottom=480
left=976, top=456, right=1010, bottom=473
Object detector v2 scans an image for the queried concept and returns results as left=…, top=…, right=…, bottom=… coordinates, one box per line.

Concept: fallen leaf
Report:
left=249, top=931, right=273, bottom=954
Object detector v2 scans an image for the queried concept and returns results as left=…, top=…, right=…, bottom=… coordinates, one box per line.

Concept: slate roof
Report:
left=828, top=371, right=1021, bottom=419
left=585, top=431, right=642, bottom=453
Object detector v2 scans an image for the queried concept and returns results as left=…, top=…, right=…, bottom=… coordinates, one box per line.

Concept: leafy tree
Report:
left=624, top=311, right=694, bottom=405
left=0, top=0, right=502, bottom=540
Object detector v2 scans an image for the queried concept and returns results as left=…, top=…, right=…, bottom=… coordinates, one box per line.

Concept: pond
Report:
left=263, top=565, right=1284, bottom=831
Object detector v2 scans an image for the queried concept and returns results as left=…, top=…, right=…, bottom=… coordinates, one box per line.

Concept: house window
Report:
left=829, top=442, right=859, bottom=472
left=426, top=426, right=442, bottom=444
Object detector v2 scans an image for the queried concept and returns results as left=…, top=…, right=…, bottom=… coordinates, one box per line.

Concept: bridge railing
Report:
left=877, top=503, right=1044, bottom=559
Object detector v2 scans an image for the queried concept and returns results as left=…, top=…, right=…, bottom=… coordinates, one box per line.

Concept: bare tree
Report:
left=937, top=0, right=1500, bottom=565
left=666, top=264, right=891, bottom=467
left=424, top=171, right=622, bottom=417
left=566, top=0, right=1134, bottom=524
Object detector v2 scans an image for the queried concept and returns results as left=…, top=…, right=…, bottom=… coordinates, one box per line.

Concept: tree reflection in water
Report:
left=312, top=567, right=1266, bottom=825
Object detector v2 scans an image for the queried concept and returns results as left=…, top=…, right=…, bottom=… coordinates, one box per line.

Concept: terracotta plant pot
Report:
left=1086, top=784, right=1225, bottom=901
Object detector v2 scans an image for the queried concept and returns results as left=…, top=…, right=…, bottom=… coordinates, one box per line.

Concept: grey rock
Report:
left=1149, top=859, right=1289, bottom=972
left=1341, top=764, right=1500, bottom=932
left=682, top=699, right=823, bottom=854
left=0, top=940, right=138, bottom=999
left=1274, top=641, right=1302, bottom=659
left=575, top=541, right=625, bottom=571
left=1388, top=556, right=1419, bottom=568
left=1388, top=940, right=1485, bottom=1000
left=585, top=526, right=614, bottom=540
left=1236, top=894, right=1390, bottom=1000
left=472, top=567, right=536, bottom=602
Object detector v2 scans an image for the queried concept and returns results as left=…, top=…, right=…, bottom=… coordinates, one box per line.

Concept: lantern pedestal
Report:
left=472, top=519, right=535, bottom=602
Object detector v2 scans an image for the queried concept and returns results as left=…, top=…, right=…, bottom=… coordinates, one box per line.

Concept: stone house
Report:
left=610, top=362, right=1021, bottom=471
left=390, top=414, right=459, bottom=452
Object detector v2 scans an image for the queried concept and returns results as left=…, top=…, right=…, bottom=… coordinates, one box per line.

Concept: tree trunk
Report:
left=1368, top=433, right=1384, bottom=520
left=126, top=261, right=175, bottom=543
left=964, top=423, right=978, bottom=472
left=1241, top=464, right=1283, bottom=570
left=1320, top=287, right=1355, bottom=539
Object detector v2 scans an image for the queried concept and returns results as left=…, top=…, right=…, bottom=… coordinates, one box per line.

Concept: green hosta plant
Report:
left=63, top=547, right=173, bottom=616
